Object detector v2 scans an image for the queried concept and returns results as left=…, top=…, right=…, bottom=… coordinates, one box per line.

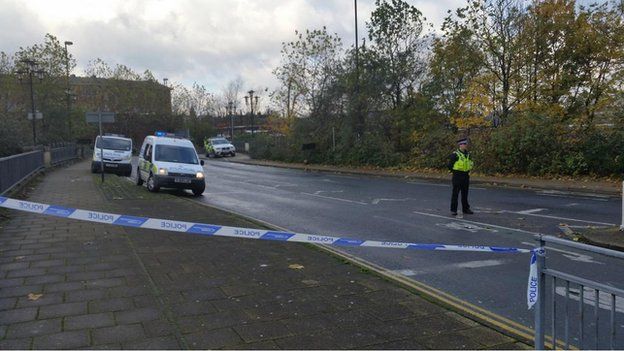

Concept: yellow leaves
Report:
left=288, top=264, right=305, bottom=270
left=453, top=74, right=496, bottom=129
left=27, top=293, right=43, bottom=301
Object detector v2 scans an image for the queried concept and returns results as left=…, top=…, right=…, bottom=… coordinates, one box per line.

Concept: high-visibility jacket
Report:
left=452, top=150, right=473, bottom=172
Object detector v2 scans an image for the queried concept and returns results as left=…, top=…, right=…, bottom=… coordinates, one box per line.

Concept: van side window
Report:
left=144, top=144, right=152, bottom=161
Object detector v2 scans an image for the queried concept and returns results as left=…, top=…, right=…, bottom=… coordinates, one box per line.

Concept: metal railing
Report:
left=535, top=235, right=624, bottom=349
left=50, top=144, right=77, bottom=164
left=0, top=150, right=44, bottom=195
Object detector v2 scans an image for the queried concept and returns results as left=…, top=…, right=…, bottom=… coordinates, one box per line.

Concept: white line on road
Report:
left=456, top=259, right=507, bottom=268
left=203, top=191, right=248, bottom=196
left=436, top=221, right=499, bottom=233
left=520, top=241, right=603, bottom=264
left=503, top=211, right=616, bottom=226
left=537, top=189, right=612, bottom=199
left=406, top=181, right=486, bottom=190
left=371, top=198, right=414, bottom=205
left=516, top=208, right=546, bottom=215
left=390, top=259, right=509, bottom=277
left=407, top=181, right=448, bottom=187
left=300, top=192, right=368, bottom=205
left=556, top=286, right=624, bottom=313
left=412, top=211, right=542, bottom=236
left=537, top=193, right=609, bottom=201
left=392, top=269, right=418, bottom=276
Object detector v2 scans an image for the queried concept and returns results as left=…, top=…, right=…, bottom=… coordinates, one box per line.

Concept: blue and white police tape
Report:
left=0, top=196, right=543, bottom=309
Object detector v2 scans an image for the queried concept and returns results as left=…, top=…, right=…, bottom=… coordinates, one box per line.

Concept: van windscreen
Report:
left=154, top=145, right=198, bottom=164
left=96, top=137, right=131, bottom=151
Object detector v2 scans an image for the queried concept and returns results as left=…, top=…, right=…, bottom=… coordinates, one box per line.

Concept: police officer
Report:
left=448, top=138, right=474, bottom=216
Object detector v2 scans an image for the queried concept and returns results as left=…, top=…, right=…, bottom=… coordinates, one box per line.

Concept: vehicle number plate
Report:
left=174, top=177, right=191, bottom=184
left=105, top=163, right=118, bottom=168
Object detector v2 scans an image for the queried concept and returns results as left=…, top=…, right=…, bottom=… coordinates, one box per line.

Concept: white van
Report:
left=136, top=132, right=205, bottom=196
left=91, top=134, right=133, bottom=177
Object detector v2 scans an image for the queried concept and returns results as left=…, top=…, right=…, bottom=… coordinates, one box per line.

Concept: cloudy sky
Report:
left=1, top=0, right=464, bottom=93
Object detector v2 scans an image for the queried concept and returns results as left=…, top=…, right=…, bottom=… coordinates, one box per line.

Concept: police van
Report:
left=136, top=132, right=206, bottom=196
left=91, top=134, right=133, bottom=177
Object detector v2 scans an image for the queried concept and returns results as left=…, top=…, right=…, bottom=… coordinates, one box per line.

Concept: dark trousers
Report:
left=451, top=171, right=470, bottom=212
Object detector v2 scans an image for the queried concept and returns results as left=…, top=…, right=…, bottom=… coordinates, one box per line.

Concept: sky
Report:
left=0, top=0, right=467, bottom=94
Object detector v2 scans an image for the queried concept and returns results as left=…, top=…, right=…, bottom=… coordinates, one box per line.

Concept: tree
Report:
left=272, top=27, right=343, bottom=121
left=367, top=0, right=428, bottom=108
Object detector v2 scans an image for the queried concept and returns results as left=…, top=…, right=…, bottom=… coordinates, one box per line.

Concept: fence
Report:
left=535, top=235, right=624, bottom=349
left=0, top=144, right=82, bottom=195
left=0, top=150, right=44, bottom=195
left=50, top=144, right=78, bottom=165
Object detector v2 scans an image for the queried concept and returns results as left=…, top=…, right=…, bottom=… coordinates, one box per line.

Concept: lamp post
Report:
left=226, top=101, right=234, bottom=140
left=17, top=59, right=45, bottom=146
left=244, top=90, right=259, bottom=137
left=64, top=41, right=73, bottom=140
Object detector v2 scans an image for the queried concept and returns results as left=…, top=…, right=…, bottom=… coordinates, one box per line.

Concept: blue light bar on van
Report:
left=155, top=131, right=167, bottom=136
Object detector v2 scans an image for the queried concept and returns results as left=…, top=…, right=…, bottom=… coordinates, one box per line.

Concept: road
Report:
left=137, top=156, right=624, bottom=348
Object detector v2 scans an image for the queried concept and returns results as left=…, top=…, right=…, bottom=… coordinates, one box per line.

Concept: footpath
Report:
left=0, top=160, right=530, bottom=349
left=228, top=154, right=624, bottom=251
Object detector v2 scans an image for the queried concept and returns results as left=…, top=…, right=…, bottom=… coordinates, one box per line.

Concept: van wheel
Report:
left=135, top=168, right=143, bottom=186
left=147, top=174, right=159, bottom=192
left=192, top=184, right=205, bottom=196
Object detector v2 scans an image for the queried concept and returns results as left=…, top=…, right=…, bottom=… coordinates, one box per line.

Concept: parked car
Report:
left=204, top=137, right=236, bottom=157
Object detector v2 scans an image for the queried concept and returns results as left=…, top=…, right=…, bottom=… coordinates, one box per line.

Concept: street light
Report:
left=64, top=40, right=73, bottom=140
left=17, top=59, right=45, bottom=146
left=244, top=90, right=259, bottom=137
left=226, top=101, right=235, bottom=140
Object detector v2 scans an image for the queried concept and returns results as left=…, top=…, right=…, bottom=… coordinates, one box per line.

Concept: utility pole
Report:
left=17, top=59, right=45, bottom=146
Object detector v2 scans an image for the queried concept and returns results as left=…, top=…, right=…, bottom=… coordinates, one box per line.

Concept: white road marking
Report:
left=516, top=208, right=546, bottom=215
left=406, top=181, right=486, bottom=190
left=243, top=180, right=298, bottom=189
left=392, top=269, right=417, bottom=276
left=537, top=193, right=609, bottom=202
left=390, top=259, right=509, bottom=277
left=436, top=221, right=498, bottom=233
left=313, top=190, right=344, bottom=195
left=412, top=211, right=542, bottom=236
left=407, top=181, right=449, bottom=187
left=203, top=191, right=248, bottom=196
left=565, top=203, right=580, bottom=207
left=371, top=198, right=413, bottom=205
left=456, top=259, right=506, bottom=268
left=556, top=286, right=624, bottom=313
left=520, top=241, right=603, bottom=264
left=300, top=192, right=368, bottom=205
left=503, top=211, right=616, bottom=226
left=537, top=189, right=612, bottom=199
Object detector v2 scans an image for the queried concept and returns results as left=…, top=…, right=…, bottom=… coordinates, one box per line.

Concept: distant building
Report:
left=0, top=74, right=171, bottom=116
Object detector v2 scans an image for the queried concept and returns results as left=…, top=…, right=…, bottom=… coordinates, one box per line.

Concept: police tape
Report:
left=0, top=196, right=543, bottom=309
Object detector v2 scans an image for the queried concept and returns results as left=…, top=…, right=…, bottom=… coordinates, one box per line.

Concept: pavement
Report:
left=228, top=153, right=621, bottom=195
left=0, top=159, right=532, bottom=350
